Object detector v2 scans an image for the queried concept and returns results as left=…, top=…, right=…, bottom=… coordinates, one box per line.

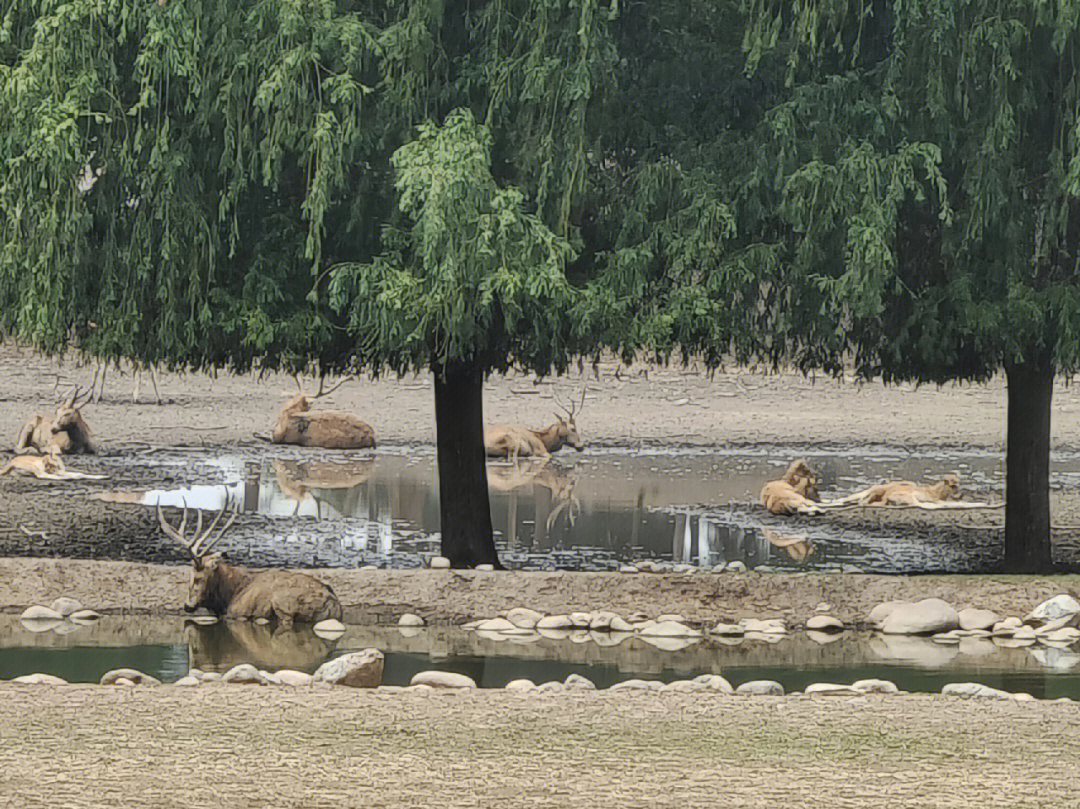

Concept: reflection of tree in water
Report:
left=185, top=621, right=338, bottom=673
left=671, top=515, right=817, bottom=569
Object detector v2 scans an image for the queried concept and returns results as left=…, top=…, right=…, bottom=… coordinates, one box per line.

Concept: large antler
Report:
left=553, top=387, right=587, bottom=419
left=156, top=493, right=237, bottom=559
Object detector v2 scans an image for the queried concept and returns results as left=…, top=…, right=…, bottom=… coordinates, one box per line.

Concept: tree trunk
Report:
left=1003, top=355, right=1054, bottom=573
left=433, top=360, right=500, bottom=568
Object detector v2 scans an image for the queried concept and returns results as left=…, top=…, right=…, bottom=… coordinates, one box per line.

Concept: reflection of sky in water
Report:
left=115, top=449, right=1080, bottom=572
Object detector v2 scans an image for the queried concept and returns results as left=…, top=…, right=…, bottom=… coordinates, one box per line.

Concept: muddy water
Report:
left=3, top=616, right=1079, bottom=698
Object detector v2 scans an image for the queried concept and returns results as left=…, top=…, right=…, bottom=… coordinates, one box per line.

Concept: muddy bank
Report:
left=2, top=557, right=1078, bottom=625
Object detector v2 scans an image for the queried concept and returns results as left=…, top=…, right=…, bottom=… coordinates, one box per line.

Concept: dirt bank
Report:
left=1, top=686, right=1076, bottom=809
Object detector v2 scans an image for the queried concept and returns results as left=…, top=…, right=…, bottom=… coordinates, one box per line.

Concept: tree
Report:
left=741, top=1, right=1080, bottom=571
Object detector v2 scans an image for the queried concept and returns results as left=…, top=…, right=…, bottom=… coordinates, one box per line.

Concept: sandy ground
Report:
left=2, top=686, right=1078, bottom=809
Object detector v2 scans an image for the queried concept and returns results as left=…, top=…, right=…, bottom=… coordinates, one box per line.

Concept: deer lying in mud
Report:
left=759, top=458, right=823, bottom=515
left=485, top=389, right=586, bottom=459
left=0, top=451, right=106, bottom=481
left=157, top=501, right=343, bottom=628
left=271, top=377, right=376, bottom=450
left=822, top=472, right=994, bottom=510
left=14, top=387, right=97, bottom=455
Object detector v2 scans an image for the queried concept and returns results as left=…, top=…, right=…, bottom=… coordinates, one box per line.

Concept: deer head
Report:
left=156, top=498, right=237, bottom=612
left=552, top=388, right=587, bottom=452
left=51, top=386, right=92, bottom=435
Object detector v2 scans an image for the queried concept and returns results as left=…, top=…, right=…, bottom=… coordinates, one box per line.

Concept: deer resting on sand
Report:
left=15, top=386, right=97, bottom=455
left=0, top=451, right=106, bottom=481
left=271, top=377, right=376, bottom=450
left=158, top=501, right=343, bottom=628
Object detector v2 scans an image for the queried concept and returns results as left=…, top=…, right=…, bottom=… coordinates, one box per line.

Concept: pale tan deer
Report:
left=157, top=500, right=343, bottom=628
left=0, top=451, right=106, bottom=481
left=271, top=377, right=376, bottom=450
left=485, top=389, right=586, bottom=459
left=822, top=472, right=992, bottom=510
left=14, top=387, right=98, bottom=455
left=759, top=458, right=822, bottom=515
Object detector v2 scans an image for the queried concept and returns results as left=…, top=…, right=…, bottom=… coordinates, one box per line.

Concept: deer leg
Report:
left=149, top=365, right=162, bottom=405
left=132, top=365, right=141, bottom=404
left=92, top=364, right=106, bottom=404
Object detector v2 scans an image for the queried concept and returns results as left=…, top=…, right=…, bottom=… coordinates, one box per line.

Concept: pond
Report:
left=3, top=615, right=1079, bottom=698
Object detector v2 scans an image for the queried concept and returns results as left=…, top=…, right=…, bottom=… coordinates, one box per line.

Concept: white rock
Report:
left=1012, top=625, right=1038, bottom=641
left=188, top=668, right=204, bottom=680
left=407, top=684, right=434, bottom=694
left=640, top=635, right=701, bottom=652
left=173, top=676, right=201, bottom=687
left=20, top=605, right=63, bottom=621
left=410, top=671, right=476, bottom=689
left=932, top=630, right=963, bottom=644
left=866, top=600, right=912, bottom=628
left=1040, top=627, right=1080, bottom=644
left=942, top=682, right=1014, bottom=700
left=656, top=613, right=686, bottom=624
left=475, top=563, right=495, bottom=571
left=805, top=615, right=844, bottom=632
left=711, top=622, right=746, bottom=636
left=461, top=620, right=483, bottom=630
left=399, top=626, right=423, bottom=639
left=398, top=613, right=425, bottom=627
left=222, top=664, right=267, bottom=685
left=806, top=629, right=843, bottom=646
left=13, top=673, right=67, bottom=685
left=692, top=674, right=734, bottom=693
left=609, top=679, right=656, bottom=691
left=639, top=620, right=701, bottom=638
left=506, top=608, right=545, bottom=629
left=536, top=681, right=565, bottom=694
left=569, top=612, right=593, bottom=628
left=200, top=672, right=222, bottom=682
left=661, top=680, right=700, bottom=693
left=619, top=565, right=639, bottom=574
left=725, top=561, right=747, bottom=573
left=259, top=670, right=281, bottom=686
left=870, top=634, right=959, bottom=667
left=805, top=683, right=860, bottom=696
left=852, top=679, right=899, bottom=694
left=881, top=599, right=959, bottom=635
left=112, top=677, right=136, bottom=687
left=591, top=630, right=631, bottom=647
left=313, top=618, right=346, bottom=637
left=1013, top=692, right=1036, bottom=702
left=564, top=673, right=596, bottom=690
left=735, top=680, right=784, bottom=696
left=1033, top=616, right=1075, bottom=633
left=740, top=618, right=787, bottom=634
left=958, top=608, right=999, bottom=631
left=536, top=614, right=573, bottom=630
left=189, top=614, right=218, bottom=626
left=100, top=668, right=161, bottom=686
left=568, top=629, right=592, bottom=644
left=430, top=556, right=451, bottom=569
left=608, top=616, right=633, bottom=632
left=504, top=679, right=536, bottom=692
left=589, top=611, right=618, bottom=631
left=313, top=649, right=384, bottom=688
left=476, top=617, right=516, bottom=633
left=253, top=617, right=270, bottom=626
left=815, top=602, right=833, bottom=613
left=276, top=670, right=314, bottom=687
left=49, top=597, right=83, bottom=617
left=536, top=628, right=571, bottom=641
left=68, top=609, right=102, bottom=623
left=1025, top=594, right=1080, bottom=627
left=992, top=617, right=1023, bottom=635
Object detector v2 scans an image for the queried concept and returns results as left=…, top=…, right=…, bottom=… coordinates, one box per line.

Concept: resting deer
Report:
left=759, top=458, right=822, bottom=515
left=485, top=389, right=586, bottom=459
left=157, top=500, right=343, bottom=628
left=14, top=386, right=97, bottom=455
left=822, top=472, right=992, bottom=510
left=0, top=451, right=106, bottom=481
left=271, top=377, right=376, bottom=449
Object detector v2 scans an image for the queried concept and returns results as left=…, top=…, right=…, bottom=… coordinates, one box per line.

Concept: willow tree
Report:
left=0, top=0, right=614, bottom=567
left=742, top=1, right=1080, bottom=571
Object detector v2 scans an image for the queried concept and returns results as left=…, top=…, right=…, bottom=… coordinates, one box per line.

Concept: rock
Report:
left=656, top=613, right=686, bottom=624
left=1032, top=616, right=1075, bottom=633
left=407, top=684, right=434, bottom=694
left=313, top=649, right=384, bottom=688
left=100, top=668, right=161, bottom=686
left=313, top=618, right=346, bottom=637
left=20, top=605, right=63, bottom=621
left=881, top=599, right=959, bottom=635
left=661, top=680, right=700, bottom=693
left=475, top=563, right=495, bottom=571
left=735, top=680, right=785, bottom=696
left=815, top=602, right=833, bottom=613
left=806, top=629, right=844, bottom=646
left=805, top=615, right=844, bottom=632
left=725, top=561, right=747, bottom=573
left=504, top=679, right=536, bottom=692
left=13, top=673, right=67, bottom=685
left=173, top=676, right=201, bottom=687
left=461, top=620, right=483, bottom=630
left=569, top=612, right=593, bottom=628
left=506, top=607, right=545, bottom=629
left=253, top=617, right=270, bottom=626
left=692, top=674, right=734, bottom=693
left=805, top=683, right=860, bottom=696
left=608, top=615, right=633, bottom=632
left=942, top=682, right=1014, bottom=700
left=589, top=611, right=618, bottom=631
left=711, top=622, right=746, bottom=636
left=627, top=611, right=650, bottom=623
left=1025, top=594, right=1080, bottom=627
left=201, top=672, right=222, bottom=682
left=68, top=609, right=102, bottom=623
left=1013, top=692, right=1036, bottom=702
left=536, top=681, right=565, bottom=694
left=399, top=626, right=422, bottom=639
left=958, top=608, right=999, bottom=631
left=640, top=635, right=701, bottom=652
left=189, top=614, right=218, bottom=626
left=276, top=670, right=314, bottom=687
left=852, top=679, right=899, bottom=694
left=564, top=673, right=597, bottom=690
left=222, top=664, right=267, bottom=685
left=591, top=630, right=631, bottom=647
left=1040, top=627, right=1080, bottom=644
left=609, top=679, right=656, bottom=691
left=410, top=671, right=476, bottom=689
left=568, top=629, right=592, bottom=644
left=430, top=556, right=451, bottom=569
left=866, top=600, right=912, bottom=628
left=869, top=634, right=959, bottom=667
left=740, top=618, right=786, bottom=634
left=992, top=617, right=1023, bottom=635
left=188, top=668, right=204, bottom=680
left=476, top=617, right=516, bottom=633
left=112, top=677, right=136, bottom=686
left=49, top=597, right=83, bottom=617
left=1012, top=625, right=1038, bottom=640
left=536, top=628, right=571, bottom=641
left=536, top=614, right=573, bottom=630
left=398, top=613, right=425, bottom=627
left=932, top=630, right=963, bottom=644
left=619, top=565, right=639, bottom=574
left=639, top=620, right=701, bottom=638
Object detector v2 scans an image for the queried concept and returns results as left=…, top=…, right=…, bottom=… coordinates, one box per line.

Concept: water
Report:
left=3, top=615, right=1079, bottom=698
left=83, top=446, right=1080, bottom=572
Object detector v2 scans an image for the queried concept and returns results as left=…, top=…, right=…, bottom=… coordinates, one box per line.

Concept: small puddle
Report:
left=3, top=615, right=1079, bottom=698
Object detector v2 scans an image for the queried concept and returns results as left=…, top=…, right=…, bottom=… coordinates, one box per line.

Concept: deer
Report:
left=0, top=450, right=106, bottom=481
left=271, top=376, right=376, bottom=449
left=759, top=458, right=823, bottom=515
left=820, top=472, right=995, bottom=510
left=14, top=386, right=98, bottom=455
left=157, top=499, right=343, bottom=628
left=484, top=388, right=586, bottom=459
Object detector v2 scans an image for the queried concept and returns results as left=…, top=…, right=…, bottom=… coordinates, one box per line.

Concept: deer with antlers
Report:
left=14, top=386, right=98, bottom=455
left=484, top=389, right=587, bottom=459
left=157, top=499, right=343, bottom=628
left=271, top=376, right=376, bottom=450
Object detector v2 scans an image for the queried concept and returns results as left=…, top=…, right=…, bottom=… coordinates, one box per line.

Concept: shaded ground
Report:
left=1, top=686, right=1078, bottom=809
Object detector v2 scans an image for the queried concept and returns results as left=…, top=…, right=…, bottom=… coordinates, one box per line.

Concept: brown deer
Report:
left=157, top=500, right=343, bottom=628
left=0, top=451, right=106, bottom=481
left=271, top=377, right=376, bottom=450
left=822, top=472, right=992, bottom=510
left=485, top=389, right=586, bottom=459
left=14, top=387, right=97, bottom=455
left=759, top=458, right=822, bottom=515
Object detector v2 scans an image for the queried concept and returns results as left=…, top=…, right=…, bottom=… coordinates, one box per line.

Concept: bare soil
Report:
left=2, top=686, right=1078, bottom=809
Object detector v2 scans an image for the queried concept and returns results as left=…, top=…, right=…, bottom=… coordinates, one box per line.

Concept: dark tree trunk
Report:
left=433, top=360, right=500, bottom=568
left=1003, top=355, right=1054, bottom=573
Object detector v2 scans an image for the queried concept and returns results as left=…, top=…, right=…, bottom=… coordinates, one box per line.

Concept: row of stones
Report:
left=425, top=558, right=862, bottom=575
left=19, top=597, right=102, bottom=624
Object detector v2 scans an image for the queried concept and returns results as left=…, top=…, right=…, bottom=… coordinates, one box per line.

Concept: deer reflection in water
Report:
left=272, top=458, right=377, bottom=518
left=185, top=620, right=339, bottom=673
left=486, top=457, right=580, bottom=548
left=760, top=526, right=816, bottom=563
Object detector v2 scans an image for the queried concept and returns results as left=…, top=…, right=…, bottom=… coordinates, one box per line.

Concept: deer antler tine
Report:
left=156, top=501, right=196, bottom=557
left=313, top=375, right=353, bottom=399
left=577, top=387, right=586, bottom=414
left=199, top=512, right=236, bottom=556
